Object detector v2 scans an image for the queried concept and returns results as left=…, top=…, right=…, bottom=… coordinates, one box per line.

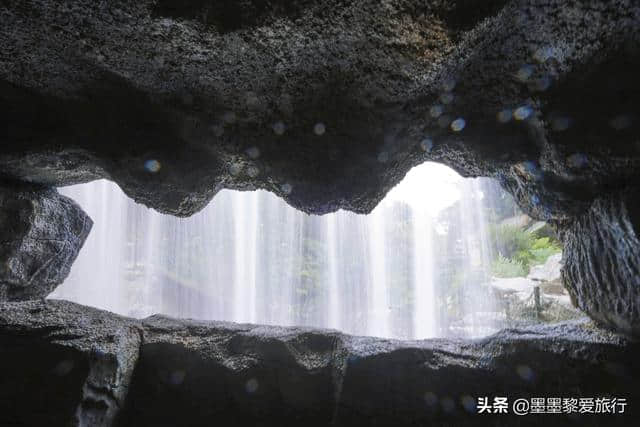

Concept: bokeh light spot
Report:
left=272, top=121, right=286, bottom=135
left=144, top=159, right=161, bottom=173
left=246, top=147, right=261, bottom=159
left=420, top=138, right=434, bottom=153
left=514, top=106, right=533, bottom=121
left=430, top=105, right=444, bottom=118
left=451, top=118, right=466, bottom=132
left=246, top=378, right=259, bottom=394
left=497, top=109, right=513, bottom=123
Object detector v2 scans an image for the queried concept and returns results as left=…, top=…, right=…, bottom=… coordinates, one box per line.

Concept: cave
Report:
left=1, top=0, right=640, bottom=426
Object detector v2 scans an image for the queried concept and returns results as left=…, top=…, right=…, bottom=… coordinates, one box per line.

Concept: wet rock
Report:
left=1, top=0, right=640, bottom=335
left=528, top=252, right=562, bottom=283
left=0, top=0, right=638, bottom=217
left=0, top=300, right=637, bottom=426
left=561, top=188, right=640, bottom=338
left=0, top=300, right=141, bottom=427
left=0, top=183, right=92, bottom=301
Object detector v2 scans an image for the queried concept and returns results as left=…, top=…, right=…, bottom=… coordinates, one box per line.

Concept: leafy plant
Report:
left=490, top=225, right=562, bottom=277
left=529, top=237, right=561, bottom=265
left=492, top=255, right=528, bottom=278
left=490, top=225, right=534, bottom=259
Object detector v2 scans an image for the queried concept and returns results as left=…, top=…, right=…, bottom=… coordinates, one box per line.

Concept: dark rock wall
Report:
left=0, top=300, right=140, bottom=427
left=0, top=300, right=638, bottom=427
left=561, top=188, right=640, bottom=338
left=0, top=183, right=92, bottom=301
left=1, top=0, right=638, bottom=216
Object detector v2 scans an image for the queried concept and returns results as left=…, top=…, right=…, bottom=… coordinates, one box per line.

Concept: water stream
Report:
left=51, top=163, right=500, bottom=339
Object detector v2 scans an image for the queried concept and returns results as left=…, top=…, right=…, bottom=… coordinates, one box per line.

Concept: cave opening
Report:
left=50, top=162, right=583, bottom=340
left=2, top=0, right=640, bottom=425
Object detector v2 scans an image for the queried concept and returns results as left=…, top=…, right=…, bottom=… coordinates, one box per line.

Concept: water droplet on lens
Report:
left=229, top=162, right=242, bottom=176
left=440, top=92, right=454, bottom=104
left=520, top=161, right=543, bottom=181
left=420, top=138, right=434, bottom=153
left=52, top=360, right=74, bottom=376
left=222, top=111, right=236, bottom=124
left=246, top=378, right=259, bottom=394
left=461, top=395, right=476, bottom=413
left=442, top=77, right=456, bottom=92
left=609, top=114, right=633, bottom=130
left=567, top=153, right=587, bottom=169
left=378, top=152, right=389, bottom=163
left=272, top=121, right=286, bottom=135
left=451, top=118, right=466, bottom=132
left=429, top=105, right=444, bottom=118
left=531, top=75, right=552, bottom=92
left=247, top=166, right=260, bottom=178
left=516, top=64, right=534, bottom=82
left=497, top=109, right=513, bottom=123
left=281, top=183, right=292, bottom=195
left=169, top=370, right=185, bottom=385
left=314, top=122, right=326, bottom=136
left=533, top=46, right=554, bottom=63
left=516, top=365, right=535, bottom=382
left=245, top=92, right=260, bottom=108
left=144, top=159, right=161, bottom=173
left=441, top=397, right=455, bottom=413
left=246, top=147, right=260, bottom=159
left=514, top=106, right=533, bottom=121
left=522, top=161, right=537, bottom=173
left=424, top=392, right=438, bottom=406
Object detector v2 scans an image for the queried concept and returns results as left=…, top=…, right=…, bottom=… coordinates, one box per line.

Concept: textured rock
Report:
left=1, top=300, right=638, bottom=426
left=1, top=1, right=640, bottom=334
left=528, top=252, right=562, bottom=283
left=561, top=188, right=640, bottom=338
left=0, top=0, right=638, bottom=217
left=0, top=300, right=140, bottom=427
left=0, top=183, right=92, bottom=301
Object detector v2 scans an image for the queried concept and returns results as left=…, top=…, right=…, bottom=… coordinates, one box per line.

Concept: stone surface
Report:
left=0, top=0, right=638, bottom=218
left=1, top=1, right=640, bottom=334
left=0, top=183, right=92, bottom=301
left=528, top=252, right=562, bottom=283
left=0, top=300, right=140, bottom=427
left=561, top=188, right=640, bottom=338
left=0, top=300, right=638, bottom=426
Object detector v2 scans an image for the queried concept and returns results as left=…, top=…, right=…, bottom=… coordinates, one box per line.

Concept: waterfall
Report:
left=412, top=208, right=436, bottom=339
left=51, top=163, right=505, bottom=339
left=367, top=208, right=390, bottom=338
left=325, top=215, right=340, bottom=330
left=232, top=193, right=259, bottom=323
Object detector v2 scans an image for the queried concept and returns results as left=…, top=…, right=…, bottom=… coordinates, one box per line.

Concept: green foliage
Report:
left=529, top=237, right=562, bottom=264
left=490, top=225, right=562, bottom=277
left=490, top=225, right=534, bottom=259
left=492, top=255, right=528, bottom=278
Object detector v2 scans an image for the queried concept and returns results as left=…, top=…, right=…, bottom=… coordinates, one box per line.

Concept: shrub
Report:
left=491, top=225, right=562, bottom=274
left=492, top=255, right=528, bottom=278
left=490, top=225, right=534, bottom=259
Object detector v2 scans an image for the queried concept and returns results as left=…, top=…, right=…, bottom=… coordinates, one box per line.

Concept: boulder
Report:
left=0, top=300, right=140, bottom=427
left=0, top=183, right=92, bottom=301
left=561, top=188, right=640, bottom=338
left=528, top=252, right=562, bottom=283
left=1, top=0, right=640, bottom=334
left=1, top=300, right=638, bottom=427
